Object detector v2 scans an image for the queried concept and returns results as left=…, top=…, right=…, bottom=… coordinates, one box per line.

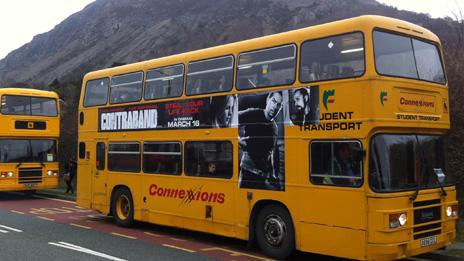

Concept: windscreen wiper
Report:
left=16, top=162, right=24, bottom=168
left=414, top=135, right=447, bottom=198
left=410, top=184, right=420, bottom=201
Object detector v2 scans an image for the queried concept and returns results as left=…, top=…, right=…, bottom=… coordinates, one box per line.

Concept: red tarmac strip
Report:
left=0, top=192, right=272, bottom=261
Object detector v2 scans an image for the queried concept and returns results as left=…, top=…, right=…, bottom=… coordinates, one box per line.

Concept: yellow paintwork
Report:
left=0, top=88, right=60, bottom=191
left=77, top=16, right=455, bottom=260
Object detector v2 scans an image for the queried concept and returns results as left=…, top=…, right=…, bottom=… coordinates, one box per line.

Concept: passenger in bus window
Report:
left=333, top=143, right=359, bottom=185
left=207, top=162, right=217, bottom=176
left=211, top=95, right=236, bottom=128
left=238, top=91, right=284, bottom=191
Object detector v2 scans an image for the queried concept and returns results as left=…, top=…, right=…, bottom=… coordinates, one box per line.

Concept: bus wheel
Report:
left=112, top=187, right=134, bottom=227
left=256, top=205, right=295, bottom=259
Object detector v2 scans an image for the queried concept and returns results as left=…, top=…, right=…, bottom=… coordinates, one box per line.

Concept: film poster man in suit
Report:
left=238, top=91, right=285, bottom=191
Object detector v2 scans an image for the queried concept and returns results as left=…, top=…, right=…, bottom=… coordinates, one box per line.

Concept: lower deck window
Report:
left=310, top=141, right=363, bottom=187
left=143, top=142, right=181, bottom=175
left=108, top=142, right=140, bottom=172
left=185, top=141, right=232, bottom=178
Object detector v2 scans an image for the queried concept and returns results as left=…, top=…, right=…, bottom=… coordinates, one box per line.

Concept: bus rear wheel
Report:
left=112, top=187, right=134, bottom=227
left=255, top=204, right=295, bottom=259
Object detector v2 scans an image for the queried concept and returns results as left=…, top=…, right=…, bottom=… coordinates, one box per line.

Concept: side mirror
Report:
left=434, top=168, right=446, bottom=183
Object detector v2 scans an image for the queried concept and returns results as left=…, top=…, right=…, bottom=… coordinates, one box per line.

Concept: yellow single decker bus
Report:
left=0, top=88, right=60, bottom=191
left=77, top=15, right=457, bottom=260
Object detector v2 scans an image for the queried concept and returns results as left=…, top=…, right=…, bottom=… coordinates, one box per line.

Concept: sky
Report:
left=0, top=0, right=95, bottom=59
left=0, top=0, right=462, bottom=60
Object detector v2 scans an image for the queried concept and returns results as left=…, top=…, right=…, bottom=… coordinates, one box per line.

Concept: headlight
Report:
left=389, top=213, right=407, bottom=228
left=398, top=213, right=407, bottom=226
left=47, top=170, right=53, bottom=176
left=1, top=171, right=13, bottom=178
left=447, top=205, right=458, bottom=217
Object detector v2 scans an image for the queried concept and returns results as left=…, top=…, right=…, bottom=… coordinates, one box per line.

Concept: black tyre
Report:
left=255, top=205, right=295, bottom=259
left=111, top=187, right=134, bottom=227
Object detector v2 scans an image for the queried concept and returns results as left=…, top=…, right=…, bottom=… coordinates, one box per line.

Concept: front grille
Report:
left=414, top=222, right=441, bottom=233
left=414, top=206, right=441, bottom=224
left=414, top=229, right=441, bottom=240
left=413, top=199, right=442, bottom=240
left=18, top=168, right=42, bottom=184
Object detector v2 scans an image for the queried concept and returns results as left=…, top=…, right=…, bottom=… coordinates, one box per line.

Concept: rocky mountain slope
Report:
left=0, top=0, right=451, bottom=86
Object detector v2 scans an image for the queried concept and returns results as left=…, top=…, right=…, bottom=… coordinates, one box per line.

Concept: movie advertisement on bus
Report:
left=238, top=86, right=320, bottom=191
left=98, top=95, right=239, bottom=132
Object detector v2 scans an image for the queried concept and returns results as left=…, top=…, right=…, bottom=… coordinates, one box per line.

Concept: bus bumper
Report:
left=367, top=231, right=455, bottom=260
left=0, top=178, right=59, bottom=191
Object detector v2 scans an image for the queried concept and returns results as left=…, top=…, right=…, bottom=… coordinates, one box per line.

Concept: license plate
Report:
left=420, top=236, right=437, bottom=247
left=23, top=183, right=37, bottom=189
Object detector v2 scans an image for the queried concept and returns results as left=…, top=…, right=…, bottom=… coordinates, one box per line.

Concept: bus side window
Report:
left=185, top=141, right=232, bottom=179
left=143, top=142, right=182, bottom=175
left=83, top=78, right=109, bottom=107
left=96, top=142, right=106, bottom=170
left=145, top=64, right=184, bottom=100
left=108, top=142, right=140, bottom=172
left=310, top=141, right=363, bottom=187
left=300, top=32, right=365, bottom=83
left=237, top=44, right=296, bottom=90
left=79, top=142, right=86, bottom=159
left=186, top=56, right=234, bottom=96
left=109, top=72, right=143, bottom=104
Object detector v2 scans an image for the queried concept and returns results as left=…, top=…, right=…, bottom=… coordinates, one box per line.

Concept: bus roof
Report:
left=83, top=15, right=441, bottom=81
left=0, top=88, right=59, bottom=98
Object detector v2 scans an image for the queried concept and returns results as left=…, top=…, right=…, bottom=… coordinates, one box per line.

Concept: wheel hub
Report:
left=263, top=214, right=286, bottom=247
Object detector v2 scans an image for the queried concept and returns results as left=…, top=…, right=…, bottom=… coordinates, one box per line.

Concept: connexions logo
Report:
left=380, top=91, right=388, bottom=106
left=322, top=90, right=335, bottom=110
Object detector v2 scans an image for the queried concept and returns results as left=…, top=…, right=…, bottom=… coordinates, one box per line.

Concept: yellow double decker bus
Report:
left=0, top=88, right=60, bottom=191
left=77, top=15, right=457, bottom=260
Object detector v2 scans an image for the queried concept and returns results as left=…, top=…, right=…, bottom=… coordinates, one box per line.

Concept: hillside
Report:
left=0, top=0, right=451, bottom=86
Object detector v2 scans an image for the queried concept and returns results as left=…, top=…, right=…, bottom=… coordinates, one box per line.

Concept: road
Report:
left=0, top=191, right=461, bottom=261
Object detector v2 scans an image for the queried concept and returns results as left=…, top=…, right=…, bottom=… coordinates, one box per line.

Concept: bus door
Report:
left=182, top=141, right=235, bottom=234
left=300, top=140, right=367, bottom=259
left=77, top=140, right=92, bottom=208
left=91, top=140, right=108, bottom=210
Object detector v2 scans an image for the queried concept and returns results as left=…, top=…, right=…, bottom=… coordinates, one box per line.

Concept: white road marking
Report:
left=48, top=241, right=127, bottom=261
left=0, top=229, right=8, bottom=233
left=0, top=225, right=22, bottom=232
left=162, top=244, right=196, bottom=253
left=32, top=195, right=75, bottom=204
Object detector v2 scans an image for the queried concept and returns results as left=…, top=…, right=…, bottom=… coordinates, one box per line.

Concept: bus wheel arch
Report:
left=110, top=185, right=134, bottom=227
left=249, top=200, right=295, bottom=259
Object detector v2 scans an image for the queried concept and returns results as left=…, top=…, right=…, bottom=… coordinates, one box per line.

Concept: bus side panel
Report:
left=300, top=223, right=366, bottom=260
left=139, top=175, right=184, bottom=229
left=299, top=188, right=367, bottom=260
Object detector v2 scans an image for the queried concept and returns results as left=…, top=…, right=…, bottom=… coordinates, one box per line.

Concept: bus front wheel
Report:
left=255, top=204, right=295, bottom=259
left=112, top=187, right=134, bottom=227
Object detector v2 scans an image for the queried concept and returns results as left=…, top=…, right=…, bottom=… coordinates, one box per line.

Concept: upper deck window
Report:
left=237, top=44, right=296, bottom=89
left=145, top=64, right=184, bottom=100
left=1, top=95, right=58, bottom=116
left=110, top=72, right=143, bottom=104
left=300, top=32, right=365, bottom=83
left=186, top=56, right=234, bottom=95
left=83, top=78, right=109, bottom=107
left=374, top=30, right=445, bottom=84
